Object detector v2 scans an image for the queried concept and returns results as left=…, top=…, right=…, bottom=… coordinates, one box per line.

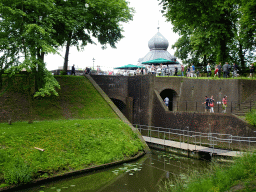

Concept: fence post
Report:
left=250, top=100, right=252, bottom=112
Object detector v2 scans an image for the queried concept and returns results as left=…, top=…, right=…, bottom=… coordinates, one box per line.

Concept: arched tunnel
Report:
left=111, top=98, right=126, bottom=113
left=160, top=89, right=177, bottom=111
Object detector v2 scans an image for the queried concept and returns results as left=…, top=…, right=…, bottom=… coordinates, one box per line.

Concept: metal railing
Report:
left=165, top=100, right=255, bottom=114
left=134, top=124, right=256, bottom=152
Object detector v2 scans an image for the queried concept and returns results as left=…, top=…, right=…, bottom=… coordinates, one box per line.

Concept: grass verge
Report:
left=160, top=152, right=256, bottom=192
left=246, top=109, right=256, bottom=126
left=0, top=118, right=145, bottom=186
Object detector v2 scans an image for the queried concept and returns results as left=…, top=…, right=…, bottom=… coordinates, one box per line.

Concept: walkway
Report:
left=143, top=136, right=243, bottom=157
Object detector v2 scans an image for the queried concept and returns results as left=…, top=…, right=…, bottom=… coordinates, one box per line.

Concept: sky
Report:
left=44, top=0, right=181, bottom=71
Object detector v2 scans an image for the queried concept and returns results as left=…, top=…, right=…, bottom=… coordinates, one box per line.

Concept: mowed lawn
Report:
left=0, top=76, right=146, bottom=187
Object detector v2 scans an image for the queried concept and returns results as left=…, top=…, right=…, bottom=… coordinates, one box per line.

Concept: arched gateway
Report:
left=160, top=89, right=178, bottom=111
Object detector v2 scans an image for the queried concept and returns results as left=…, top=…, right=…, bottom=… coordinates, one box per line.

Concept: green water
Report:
left=17, top=149, right=209, bottom=192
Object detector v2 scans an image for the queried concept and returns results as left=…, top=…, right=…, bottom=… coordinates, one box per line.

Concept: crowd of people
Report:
left=80, top=62, right=255, bottom=78
left=203, top=95, right=228, bottom=113
left=116, top=64, right=181, bottom=76
left=163, top=95, right=228, bottom=113
left=186, top=62, right=255, bottom=78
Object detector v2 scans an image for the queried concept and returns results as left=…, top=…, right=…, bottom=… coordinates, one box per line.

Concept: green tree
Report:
left=51, top=0, right=134, bottom=73
left=0, top=0, right=60, bottom=96
left=160, top=0, right=238, bottom=64
left=0, top=0, right=60, bottom=122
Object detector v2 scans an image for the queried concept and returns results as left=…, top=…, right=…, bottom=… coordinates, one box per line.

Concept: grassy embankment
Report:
left=160, top=152, right=256, bottom=192
left=0, top=76, right=145, bottom=188
left=246, top=109, right=256, bottom=126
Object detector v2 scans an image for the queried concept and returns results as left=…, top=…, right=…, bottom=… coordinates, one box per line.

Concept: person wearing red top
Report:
left=222, top=96, right=228, bottom=113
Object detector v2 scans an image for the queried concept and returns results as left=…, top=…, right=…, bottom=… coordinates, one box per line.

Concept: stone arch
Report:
left=110, top=98, right=126, bottom=114
left=160, top=89, right=178, bottom=111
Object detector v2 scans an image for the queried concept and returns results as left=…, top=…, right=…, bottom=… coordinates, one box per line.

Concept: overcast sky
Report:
left=44, top=0, right=180, bottom=71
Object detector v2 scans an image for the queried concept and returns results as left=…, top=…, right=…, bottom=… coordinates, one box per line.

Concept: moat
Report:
left=18, top=149, right=209, bottom=192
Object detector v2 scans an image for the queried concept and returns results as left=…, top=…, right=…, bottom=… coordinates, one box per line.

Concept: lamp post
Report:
left=92, top=58, right=95, bottom=70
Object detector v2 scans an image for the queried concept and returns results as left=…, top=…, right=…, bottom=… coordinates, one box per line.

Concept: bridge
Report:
left=134, top=124, right=256, bottom=160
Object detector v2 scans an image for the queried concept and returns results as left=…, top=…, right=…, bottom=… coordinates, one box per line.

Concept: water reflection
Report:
left=18, top=149, right=209, bottom=192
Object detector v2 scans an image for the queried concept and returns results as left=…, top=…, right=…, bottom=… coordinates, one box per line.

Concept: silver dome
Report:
left=148, top=32, right=169, bottom=50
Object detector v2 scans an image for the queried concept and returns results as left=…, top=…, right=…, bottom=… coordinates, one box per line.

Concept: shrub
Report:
left=4, top=158, right=35, bottom=185
left=246, top=109, right=256, bottom=126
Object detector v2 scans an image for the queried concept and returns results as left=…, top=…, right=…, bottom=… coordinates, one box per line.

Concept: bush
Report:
left=246, top=109, right=256, bottom=126
left=4, top=158, right=35, bottom=185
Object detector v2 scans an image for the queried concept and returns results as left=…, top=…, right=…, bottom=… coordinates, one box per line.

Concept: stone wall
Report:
left=154, top=78, right=242, bottom=112
left=91, top=75, right=129, bottom=104
left=152, top=90, right=256, bottom=137
left=91, top=75, right=256, bottom=136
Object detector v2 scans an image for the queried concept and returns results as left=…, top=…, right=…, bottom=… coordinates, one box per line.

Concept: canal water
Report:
left=18, top=149, right=209, bottom=192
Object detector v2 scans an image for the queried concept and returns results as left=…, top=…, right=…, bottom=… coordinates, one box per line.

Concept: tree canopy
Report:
left=0, top=0, right=134, bottom=94
left=160, top=0, right=256, bottom=67
left=51, top=0, right=134, bottom=73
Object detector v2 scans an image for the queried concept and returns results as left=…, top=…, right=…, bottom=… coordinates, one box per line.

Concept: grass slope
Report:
left=0, top=119, right=144, bottom=186
left=0, top=76, right=146, bottom=187
left=1, top=76, right=117, bottom=122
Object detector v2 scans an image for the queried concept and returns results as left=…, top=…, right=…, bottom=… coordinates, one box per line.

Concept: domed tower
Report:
left=148, top=31, right=169, bottom=51
left=138, top=29, right=177, bottom=64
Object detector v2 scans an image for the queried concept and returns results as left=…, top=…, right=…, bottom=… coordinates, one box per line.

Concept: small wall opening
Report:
left=160, top=89, right=178, bottom=111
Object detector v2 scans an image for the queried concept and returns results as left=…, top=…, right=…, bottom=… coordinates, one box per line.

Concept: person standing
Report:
left=181, top=64, right=184, bottom=76
left=223, top=62, right=229, bottom=78
left=71, top=64, right=76, bottom=75
left=233, top=63, right=238, bottom=77
left=249, top=63, right=255, bottom=78
left=174, top=66, right=178, bottom=76
left=164, top=97, right=169, bottom=108
left=217, top=62, right=222, bottom=78
left=214, top=65, right=219, bottom=77
left=187, top=66, right=190, bottom=77
left=207, top=63, right=211, bottom=77
left=222, top=96, right=228, bottom=113
left=209, top=96, right=215, bottom=113
left=191, top=64, right=195, bottom=77
left=202, top=96, right=210, bottom=112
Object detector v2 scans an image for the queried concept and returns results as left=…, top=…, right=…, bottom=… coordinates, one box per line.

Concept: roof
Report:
left=138, top=31, right=177, bottom=64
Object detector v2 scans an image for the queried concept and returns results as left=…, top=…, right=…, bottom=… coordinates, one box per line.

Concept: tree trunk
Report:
left=27, top=72, right=33, bottom=124
left=63, top=32, right=72, bottom=74
left=203, top=54, right=207, bottom=66
left=239, top=43, right=245, bottom=68
left=0, top=70, right=2, bottom=90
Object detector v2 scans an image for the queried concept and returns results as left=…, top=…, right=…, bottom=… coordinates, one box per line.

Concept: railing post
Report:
left=200, top=132, right=201, bottom=146
left=249, top=138, right=250, bottom=151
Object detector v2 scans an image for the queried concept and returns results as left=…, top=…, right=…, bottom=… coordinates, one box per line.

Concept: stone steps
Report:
left=233, top=91, right=256, bottom=116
